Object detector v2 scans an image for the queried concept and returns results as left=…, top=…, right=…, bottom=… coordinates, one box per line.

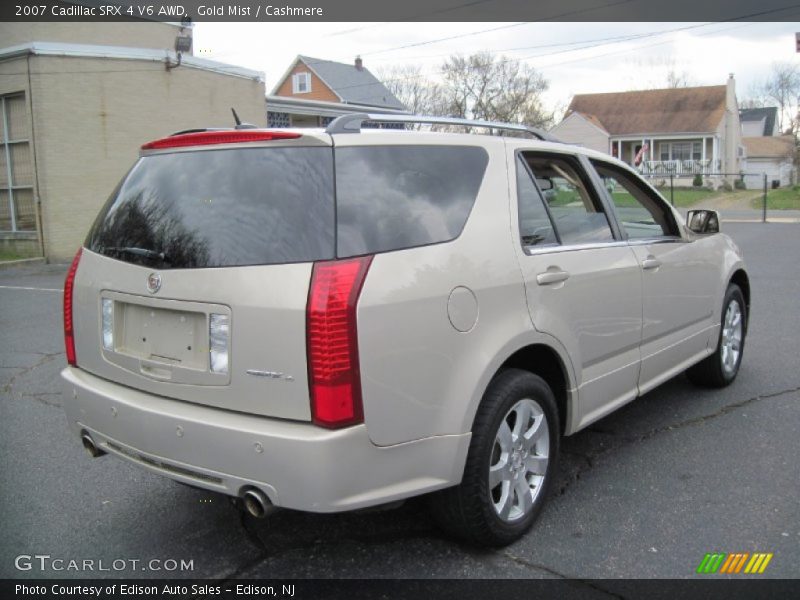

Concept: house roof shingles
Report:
left=739, top=107, right=778, bottom=136
left=566, top=85, right=727, bottom=136
left=298, top=55, right=405, bottom=110
left=743, top=135, right=795, bottom=158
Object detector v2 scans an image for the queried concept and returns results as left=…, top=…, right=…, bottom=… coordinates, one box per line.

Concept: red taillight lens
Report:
left=63, top=248, right=82, bottom=367
left=307, top=256, right=373, bottom=428
left=141, top=130, right=301, bottom=150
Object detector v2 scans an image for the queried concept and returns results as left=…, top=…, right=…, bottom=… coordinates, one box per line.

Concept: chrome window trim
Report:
left=523, top=240, right=630, bottom=256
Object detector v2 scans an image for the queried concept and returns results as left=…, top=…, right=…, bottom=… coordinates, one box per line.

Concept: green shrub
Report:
left=734, top=179, right=746, bottom=190
left=692, top=174, right=703, bottom=187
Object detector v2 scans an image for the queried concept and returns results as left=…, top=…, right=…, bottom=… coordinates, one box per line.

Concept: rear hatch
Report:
left=72, top=132, right=334, bottom=421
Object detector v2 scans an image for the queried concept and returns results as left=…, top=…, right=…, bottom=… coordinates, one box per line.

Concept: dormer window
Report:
left=292, top=72, right=311, bottom=94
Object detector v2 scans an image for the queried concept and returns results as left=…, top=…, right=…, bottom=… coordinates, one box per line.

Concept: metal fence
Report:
left=640, top=172, right=778, bottom=223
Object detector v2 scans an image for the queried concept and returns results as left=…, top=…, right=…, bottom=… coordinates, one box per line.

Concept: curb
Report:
left=0, top=257, right=46, bottom=270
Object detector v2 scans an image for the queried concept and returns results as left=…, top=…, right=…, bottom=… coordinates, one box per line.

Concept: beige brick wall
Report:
left=0, top=56, right=43, bottom=257
left=24, top=54, right=265, bottom=261
left=0, top=22, right=181, bottom=51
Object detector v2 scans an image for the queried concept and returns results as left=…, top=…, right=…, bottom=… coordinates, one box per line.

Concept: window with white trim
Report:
left=658, top=141, right=702, bottom=162
left=1, top=93, right=36, bottom=232
left=292, top=72, right=312, bottom=94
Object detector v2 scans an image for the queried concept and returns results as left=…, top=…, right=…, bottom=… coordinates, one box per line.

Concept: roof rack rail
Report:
left=325, top=113, right=560, bottom=142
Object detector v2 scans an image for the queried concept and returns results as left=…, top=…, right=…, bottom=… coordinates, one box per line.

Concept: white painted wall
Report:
left=550, top=113, right=609, bottom=154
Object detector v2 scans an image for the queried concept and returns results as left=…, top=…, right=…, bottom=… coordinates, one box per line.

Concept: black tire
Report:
left=687, top=284, right=747, bottom=388
left=429, top=369, right=559, bottom=546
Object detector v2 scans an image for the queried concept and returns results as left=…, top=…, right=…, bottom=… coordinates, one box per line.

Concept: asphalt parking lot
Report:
left=1, top=222, right=798, bottom=582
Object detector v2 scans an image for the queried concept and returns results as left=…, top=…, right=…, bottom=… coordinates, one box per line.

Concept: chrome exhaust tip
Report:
left=242, top=488, right=273, bottom=519
left=80, top=432, right=106, bottom=458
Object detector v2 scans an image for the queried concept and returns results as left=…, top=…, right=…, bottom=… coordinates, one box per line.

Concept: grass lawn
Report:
left=652, top=187, right=718, bottom=207
left=751, top=186, right=800, bottom=210
left=553, top=187, right=717, bottom=208
left=0, top=249, right=34, bottom=262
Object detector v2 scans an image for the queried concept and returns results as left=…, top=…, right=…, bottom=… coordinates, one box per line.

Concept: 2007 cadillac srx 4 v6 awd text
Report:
left=61, top=114, right=749, bottom=546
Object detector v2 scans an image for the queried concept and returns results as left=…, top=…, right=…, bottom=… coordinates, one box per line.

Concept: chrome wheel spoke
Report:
left=515, top=479, right=533, bottom=515
left=523, top=416, right=546, bottom=449
left=512, top=402, right=532, bottom=439
left=525, top=454, right=548, bottom=475
left=497, top=482, right=513, bottom=520
left=489, top=460, right=508, bottom=489
left=496, top=421, right=513, bottom=453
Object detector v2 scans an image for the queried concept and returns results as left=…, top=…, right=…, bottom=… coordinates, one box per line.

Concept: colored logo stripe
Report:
left=744, top=553, right=773, bottom=574
left=697, top=553, right=726, bottom=574
left=697, top=552, right=773, bottom=574
left=720, top=553, right=749, bottom=573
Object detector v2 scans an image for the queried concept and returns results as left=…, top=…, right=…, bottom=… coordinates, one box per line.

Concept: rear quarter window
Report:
left=334, top=146, right=489, bottom=257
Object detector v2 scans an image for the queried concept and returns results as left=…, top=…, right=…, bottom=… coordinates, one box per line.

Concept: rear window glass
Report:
left=335, top=146, right=489, bottom=256
left=86, top=147, right=335, bottom=269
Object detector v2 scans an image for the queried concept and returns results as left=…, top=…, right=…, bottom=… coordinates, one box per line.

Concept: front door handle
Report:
left=536, top=269, right=570, bottom=285
left=641, top=256, right=662, bottom=270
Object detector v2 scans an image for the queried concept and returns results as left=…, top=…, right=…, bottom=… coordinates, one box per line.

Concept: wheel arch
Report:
left=729, top=268, right=750, bottom=323
left=463, top=337, right=577, bottom=438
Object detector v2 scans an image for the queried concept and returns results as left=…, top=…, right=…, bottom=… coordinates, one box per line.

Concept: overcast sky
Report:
left=193, top=22, right=799, bottom=113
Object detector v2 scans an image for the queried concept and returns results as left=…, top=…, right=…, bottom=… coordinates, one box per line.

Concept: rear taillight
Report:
left=63, top=248, right=82, bottom=366
left=307, top=256, right=373, bottom=428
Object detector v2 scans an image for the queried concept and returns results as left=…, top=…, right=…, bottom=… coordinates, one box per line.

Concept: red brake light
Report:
left=63, top=248, right=82, bottom=367
left=307, top=256, right=373, bottom=428
left=141, top=130, right=302, bottom=150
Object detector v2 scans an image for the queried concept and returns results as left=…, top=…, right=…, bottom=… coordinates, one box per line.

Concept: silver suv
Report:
left=61, top=114, right=749, bottom=546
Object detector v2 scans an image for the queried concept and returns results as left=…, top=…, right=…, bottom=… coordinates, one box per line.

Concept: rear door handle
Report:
left=536, top=270, right=570, bottom=285
left=641, top=256, right=662, bottom=270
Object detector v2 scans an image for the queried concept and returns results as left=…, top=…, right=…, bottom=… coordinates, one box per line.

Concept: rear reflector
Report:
left=307, top=256, right=373, bottom=428
left=63, top=248, right=82, bottom=366
left=141, top=130, right=302, bottom=150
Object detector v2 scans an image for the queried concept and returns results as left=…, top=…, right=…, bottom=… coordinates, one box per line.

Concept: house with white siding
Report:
left=551, top=75, right=743, bottom=184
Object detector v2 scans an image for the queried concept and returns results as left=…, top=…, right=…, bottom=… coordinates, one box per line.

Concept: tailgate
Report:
left=73, top=250, right=313, bottom=420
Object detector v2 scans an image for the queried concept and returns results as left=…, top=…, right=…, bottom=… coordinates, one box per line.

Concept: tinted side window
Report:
left=516, top=156, right=557, bottom=247
left=86, top=147, right=335, bottom=268
left=335, top=146, right=489, bottom=257
left=522, top=153, right=614, bottom=245
left=590, top=160, right=677, bottom=239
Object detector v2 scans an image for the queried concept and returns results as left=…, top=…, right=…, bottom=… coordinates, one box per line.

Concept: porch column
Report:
left=701, top=137, right=707, bottom=174
left=650, top=138, right=655, bottom=161
left=617, top=139, right=622, bottom=161
left=712, top=137, right=718, bottom=171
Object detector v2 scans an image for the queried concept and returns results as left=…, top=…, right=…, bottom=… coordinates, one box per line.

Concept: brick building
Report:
left=0, top=22, right=265, bottom=261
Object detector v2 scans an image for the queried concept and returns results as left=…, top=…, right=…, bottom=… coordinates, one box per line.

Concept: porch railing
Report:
left=639, top=160, right=720, bottom=176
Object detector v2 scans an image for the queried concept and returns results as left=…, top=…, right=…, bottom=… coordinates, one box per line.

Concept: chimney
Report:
left=355, top=56, right=363, bottom=71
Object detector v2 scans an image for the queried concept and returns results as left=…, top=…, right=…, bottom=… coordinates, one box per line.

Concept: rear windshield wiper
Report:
left=104, top=246, right=170, bottom=263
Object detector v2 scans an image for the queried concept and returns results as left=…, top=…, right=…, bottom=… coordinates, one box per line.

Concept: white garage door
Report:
left=746, top=158, right=793, bottom=187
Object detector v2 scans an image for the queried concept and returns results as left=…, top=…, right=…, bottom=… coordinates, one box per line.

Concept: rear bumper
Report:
left=61, top=367, right=470, bottom=512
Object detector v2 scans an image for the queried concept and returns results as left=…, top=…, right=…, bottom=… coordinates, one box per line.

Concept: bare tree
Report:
left=439, top=51, right=553, bottom=128
left=740, top=82, right=770, bottom=109
left=377, top=64, right=447, bottom=120
left=761, top=61, right=800, bottom=133
left=665, top=67, right=693, bottom=89
left=624, top=56, right=695, bottom=90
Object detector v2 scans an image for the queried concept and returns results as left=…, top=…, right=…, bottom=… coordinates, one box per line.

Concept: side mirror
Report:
left=686, top=209, right=720, bottom=234
left=535, top=177, right=553, bottom=191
